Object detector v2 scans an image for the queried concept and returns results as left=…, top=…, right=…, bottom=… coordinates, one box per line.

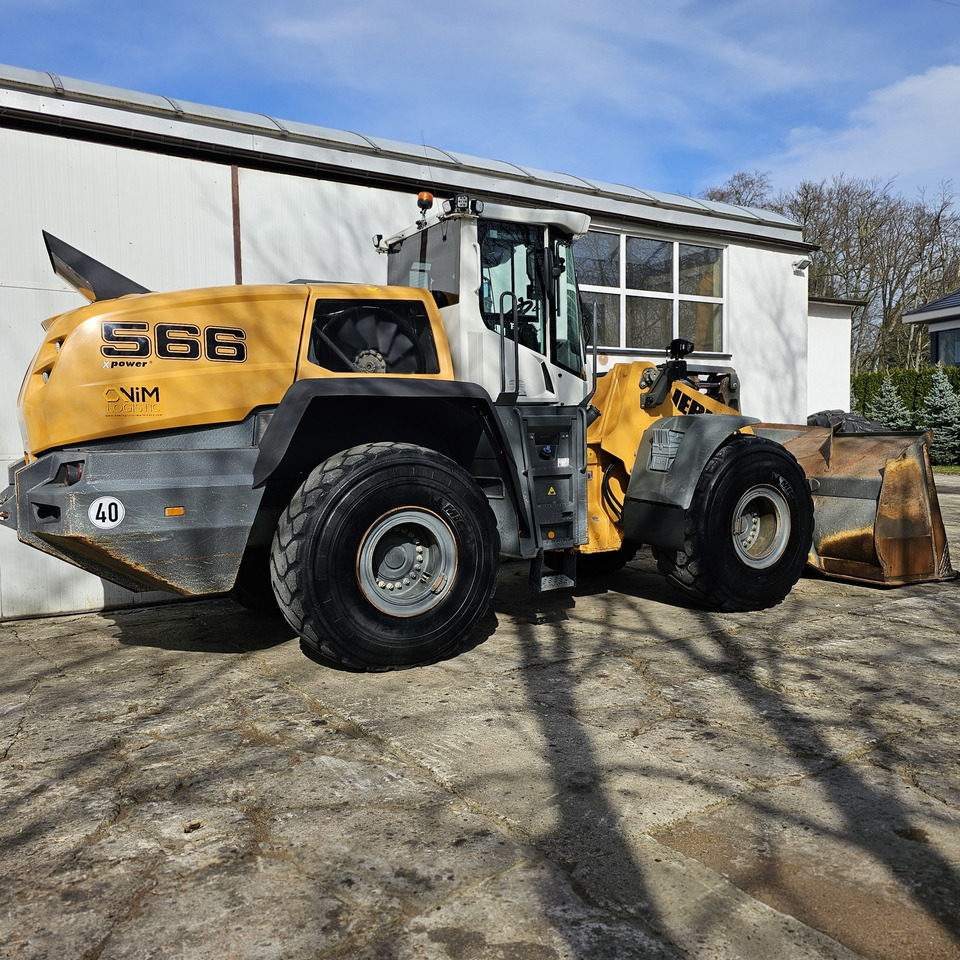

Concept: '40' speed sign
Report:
left=88, top=496, right=125, bottom=529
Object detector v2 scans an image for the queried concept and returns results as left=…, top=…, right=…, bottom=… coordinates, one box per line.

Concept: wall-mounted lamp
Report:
left=793, top=257, right=813, bottom=271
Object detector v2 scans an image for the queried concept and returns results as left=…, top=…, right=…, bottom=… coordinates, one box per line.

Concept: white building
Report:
left=806, top=296, right=859, bottom=412
left=0, top=63, right=834, bottom=618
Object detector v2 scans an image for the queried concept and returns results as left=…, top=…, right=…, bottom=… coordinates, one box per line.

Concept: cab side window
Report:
left=478, top=220, right=547, bottom=355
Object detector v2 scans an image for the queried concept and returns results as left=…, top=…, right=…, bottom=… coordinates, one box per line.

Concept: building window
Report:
left=574, top=231, right=724, bottom=353
left=932, top=328, right=960, bottom=366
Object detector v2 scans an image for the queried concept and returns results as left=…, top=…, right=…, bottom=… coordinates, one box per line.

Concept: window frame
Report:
left=576, top=229, right=728, bottom=356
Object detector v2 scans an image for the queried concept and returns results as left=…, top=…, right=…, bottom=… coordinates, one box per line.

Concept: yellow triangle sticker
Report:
left=547, top=486, right=556, bottom=496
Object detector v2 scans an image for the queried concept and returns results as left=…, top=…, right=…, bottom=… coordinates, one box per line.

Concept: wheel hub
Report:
left=357, top=507, right=458, bottom=616
left=731, top=484, right=792, bottom=569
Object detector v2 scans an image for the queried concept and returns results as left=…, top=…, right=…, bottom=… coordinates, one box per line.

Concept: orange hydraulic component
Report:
left=584, top=361, right=740, bottom=555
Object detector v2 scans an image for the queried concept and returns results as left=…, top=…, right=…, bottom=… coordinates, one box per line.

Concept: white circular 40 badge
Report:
left=88, top=496, right=125, bottom=529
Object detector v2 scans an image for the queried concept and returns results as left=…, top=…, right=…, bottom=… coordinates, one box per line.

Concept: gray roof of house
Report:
left=903, top=286, right=960, bottom=322
left=0, top=63, right=809, bottom=248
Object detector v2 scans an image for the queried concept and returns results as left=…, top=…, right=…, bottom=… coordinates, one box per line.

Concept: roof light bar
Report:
left=442, top=195, right=484, bottom=216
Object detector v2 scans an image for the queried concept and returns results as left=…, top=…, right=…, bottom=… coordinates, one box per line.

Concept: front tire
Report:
left=270, top=442, right=500, bottom=670
left=653, top=435, right=813, bottom=611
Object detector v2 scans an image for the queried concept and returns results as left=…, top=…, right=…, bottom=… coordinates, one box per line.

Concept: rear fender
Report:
left=253, top=378, right=535, bottom=557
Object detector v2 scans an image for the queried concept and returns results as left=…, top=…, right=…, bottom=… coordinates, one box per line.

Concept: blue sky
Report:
left=2, top=0, right=959, bottom=199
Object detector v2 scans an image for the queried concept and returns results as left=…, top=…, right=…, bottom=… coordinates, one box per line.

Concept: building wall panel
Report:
left=0, top=128, right=236, bottom=618
left=807, top=304, right=853, bottom=412
left=725, top=246, right=808, bottom=423
left=0, top=127, right=236, bottom=291
left=237, top=170, right=414, bottom=286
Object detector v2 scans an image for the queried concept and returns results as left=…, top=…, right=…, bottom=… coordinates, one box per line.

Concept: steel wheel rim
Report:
left=357, top=507, right=458, bottom=616
left=730, top=484, right=791, bottom=569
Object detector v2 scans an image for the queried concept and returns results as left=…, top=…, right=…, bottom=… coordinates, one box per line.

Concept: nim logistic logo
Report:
left=104, top=385, right=162, bottom=418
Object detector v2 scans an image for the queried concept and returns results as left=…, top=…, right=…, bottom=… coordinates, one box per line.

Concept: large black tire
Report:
left=270, top=442, right=500, bottom=670
left=653, top=435, right=813, bottom=611
left=807, top=409, right=884, bottom=433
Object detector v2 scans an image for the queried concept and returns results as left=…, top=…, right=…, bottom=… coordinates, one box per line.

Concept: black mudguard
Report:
left=622, top=414, right=759, bottom=550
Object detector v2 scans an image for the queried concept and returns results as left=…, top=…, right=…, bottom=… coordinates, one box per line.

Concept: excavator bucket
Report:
left=754, top=424, right=954, bottom=585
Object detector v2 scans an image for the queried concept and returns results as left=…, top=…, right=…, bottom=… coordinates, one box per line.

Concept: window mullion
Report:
left=619, top=233, right=627, bottom=348
left=672, top=241, right=680, bottom=340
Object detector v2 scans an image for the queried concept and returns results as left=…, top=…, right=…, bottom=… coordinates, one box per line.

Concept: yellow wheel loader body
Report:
left=19, top=283, right=456, bottom=461
left=584, top=359, right=952, bottom=587
left=1, top=204, right=954, bottom=673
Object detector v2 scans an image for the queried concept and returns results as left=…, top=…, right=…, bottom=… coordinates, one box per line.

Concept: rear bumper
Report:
left=2, top=448, right=263, bottom=594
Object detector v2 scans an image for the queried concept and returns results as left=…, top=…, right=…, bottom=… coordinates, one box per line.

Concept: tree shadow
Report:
left=495, top=563, right=960, bottom=957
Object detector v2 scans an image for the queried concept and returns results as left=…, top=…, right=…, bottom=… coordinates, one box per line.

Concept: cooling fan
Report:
left=313, top=304, right=426, bottom=374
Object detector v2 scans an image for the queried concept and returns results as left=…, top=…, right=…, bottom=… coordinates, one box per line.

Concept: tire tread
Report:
left=270, top=442, right=498, bottom=669
left=653, top=436, right=812, bottom=612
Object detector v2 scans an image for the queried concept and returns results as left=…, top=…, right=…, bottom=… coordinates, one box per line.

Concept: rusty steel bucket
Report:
left=754, top=424, right=954, bottom=585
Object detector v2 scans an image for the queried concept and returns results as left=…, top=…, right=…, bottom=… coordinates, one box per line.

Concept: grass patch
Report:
left=933, top=465, right=960, bottom=475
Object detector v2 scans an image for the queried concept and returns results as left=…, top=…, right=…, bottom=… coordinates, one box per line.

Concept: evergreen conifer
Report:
left=867, top=376, right=914, bottom=430
left=920, top=363, right=960, bottom=465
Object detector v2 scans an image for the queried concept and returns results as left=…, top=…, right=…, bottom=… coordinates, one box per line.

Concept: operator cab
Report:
left=378, top=194, right=590, bottom=406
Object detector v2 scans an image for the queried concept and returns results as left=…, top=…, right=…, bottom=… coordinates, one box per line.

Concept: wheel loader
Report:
left=0, top=193, right=952, bottom=670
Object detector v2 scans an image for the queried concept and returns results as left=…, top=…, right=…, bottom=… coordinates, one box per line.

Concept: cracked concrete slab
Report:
left=1, top=476, right=959, bottom=959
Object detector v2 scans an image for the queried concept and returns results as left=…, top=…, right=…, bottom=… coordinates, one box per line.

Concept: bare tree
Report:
left=701, top=173, right=960, bottom=372
left=701, top=169, right=773, bottom=208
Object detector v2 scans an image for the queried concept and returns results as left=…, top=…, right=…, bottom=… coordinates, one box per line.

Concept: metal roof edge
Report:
left=0, top=61, right=804, bottom=243
left=809, top=296, right=867, bottom=307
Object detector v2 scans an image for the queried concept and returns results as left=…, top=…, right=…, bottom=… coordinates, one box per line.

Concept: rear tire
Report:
left=653, top=435, right=813, bottom=611
left=270, top=442, right=500, bottom=670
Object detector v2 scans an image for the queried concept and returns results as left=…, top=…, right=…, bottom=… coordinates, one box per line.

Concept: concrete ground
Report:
left=2, top=478, right=960, bottom=960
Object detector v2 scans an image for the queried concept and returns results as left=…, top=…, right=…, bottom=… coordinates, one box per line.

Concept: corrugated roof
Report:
left=0, top=62, right=808, bottom=246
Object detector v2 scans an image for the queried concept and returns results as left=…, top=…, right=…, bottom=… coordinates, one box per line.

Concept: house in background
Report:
left=903, top=287, right=960, bottom=366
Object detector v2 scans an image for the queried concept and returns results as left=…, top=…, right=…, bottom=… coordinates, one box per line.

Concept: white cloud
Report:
left=763, top=65, right=960, bottom=193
